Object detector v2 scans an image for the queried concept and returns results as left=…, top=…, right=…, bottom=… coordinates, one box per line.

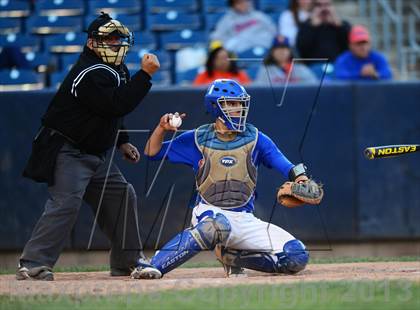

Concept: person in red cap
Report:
left=334, top=25, right=392, bottom=80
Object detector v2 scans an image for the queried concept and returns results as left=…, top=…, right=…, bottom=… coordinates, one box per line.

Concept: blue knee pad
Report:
left=195, top=213, right=231, bottom=249
left=150, top=213, right=231, bottom=275
left=277, top=239, right=309, bottom=273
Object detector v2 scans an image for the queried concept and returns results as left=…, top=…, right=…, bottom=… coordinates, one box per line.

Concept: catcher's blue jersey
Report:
left=147, top=126, right=294, bottom=212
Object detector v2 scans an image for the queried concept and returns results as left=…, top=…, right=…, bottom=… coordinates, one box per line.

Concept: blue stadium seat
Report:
left=204, top=12, right=223, bottom=31
left=35, top=0, right=85, bottom=17
left=129, top=68, right=171, bottom=85
left=0, top=34, right=41, bottom=53
left=147, top=12, right=201, bottom=31
left=0, top=69, right=44, bottom=91
left=236, top=46, right=269, bottom=68
left=0, top=1, right=30, bottom=18
left=258, top=0, right=289, bottom=12
left=268, top=12, right=280, bottom=24
left=309, top=63, right=334, bottom=79
left=125, top=49, right=171, bottom=71
left=50, top=70, right=69, bottom=88
left=0, top=18, right=21, bottom=34
left=26, top=16, right=82, bottom=34
left=202, top=0, right=228, bottom=13
left=22, top=51, right=57, bottom=73
left=175, top=67, right=199, bottom=85
left=131, top=31, right=157, bottom=51
left=88, top=0, right=142, bottom=15
left=84, top=14, right=141, bottom=32
left=245, top=64, right=260, bottom=80
left=44, top=32, right=85, bottom=53
left=160, top=30, right=208, bottom=50
left=60, top=53, right=80, bottom=71
left=148, top=0, right=199, bottom=13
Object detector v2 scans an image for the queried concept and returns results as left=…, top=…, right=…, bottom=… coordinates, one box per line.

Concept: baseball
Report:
left=169, top=112, right=182, bottom=128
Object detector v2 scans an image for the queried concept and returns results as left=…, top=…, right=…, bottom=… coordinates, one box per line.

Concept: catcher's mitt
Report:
left=277, top=179, right=324, bottom=208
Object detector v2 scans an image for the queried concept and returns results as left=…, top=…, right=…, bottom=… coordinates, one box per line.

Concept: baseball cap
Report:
left=349, top=25, right=370, bottom=43
left=272, top=36, right=290, bottom=48
left=85, top=12, right=113, bottom=37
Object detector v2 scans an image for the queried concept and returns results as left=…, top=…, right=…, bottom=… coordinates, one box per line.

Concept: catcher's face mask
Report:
left=217, top=95, right=250, bottom=132
left=90, top=19, right=133, bottom=66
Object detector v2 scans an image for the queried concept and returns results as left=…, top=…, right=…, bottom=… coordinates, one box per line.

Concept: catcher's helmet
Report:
left=86, top=12, right=133, bottom=66
left=204, top=79, right=250, bottom=132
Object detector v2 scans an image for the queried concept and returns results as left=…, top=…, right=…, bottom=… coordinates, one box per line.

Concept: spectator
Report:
left=193, top=43, right=250, bottom=86
left=334, top=25, right=392, bottom=80
left=210, top=0, right=276, bottom=53
left=296, top=0, right=350, bottom=62
left=254, top=36, right=317, bottom=85
left=278, top=0, right=313, bottom=47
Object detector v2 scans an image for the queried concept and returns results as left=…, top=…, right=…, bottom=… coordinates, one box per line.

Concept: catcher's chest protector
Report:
left=194, top=124, right=258, bottom=209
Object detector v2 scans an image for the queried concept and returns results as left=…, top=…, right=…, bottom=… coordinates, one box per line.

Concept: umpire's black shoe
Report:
left=110, top=267, right=131, bottom=276
left=16, top=265, right=54, bottom=281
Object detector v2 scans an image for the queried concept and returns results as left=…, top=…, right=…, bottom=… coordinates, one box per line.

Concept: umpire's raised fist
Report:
left=141, top=53, right=160, bottom=76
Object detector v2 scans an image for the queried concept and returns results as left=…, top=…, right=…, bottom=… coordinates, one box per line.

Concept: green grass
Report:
left=1, top=256, right=418, bottom=275
left=1, top=281, right=419, bottom=310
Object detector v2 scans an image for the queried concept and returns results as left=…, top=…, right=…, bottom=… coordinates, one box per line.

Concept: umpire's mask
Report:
left=87, top=12, right=133, bottom=66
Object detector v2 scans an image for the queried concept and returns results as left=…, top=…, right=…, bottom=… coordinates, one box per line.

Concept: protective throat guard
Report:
left=194, top=123, right=258, bottom=209
left=91, top=19, right=133, bottom=66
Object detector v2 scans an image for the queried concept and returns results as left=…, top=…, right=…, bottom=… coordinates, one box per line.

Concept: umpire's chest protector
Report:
left=194, top=123, right=258, bottom=209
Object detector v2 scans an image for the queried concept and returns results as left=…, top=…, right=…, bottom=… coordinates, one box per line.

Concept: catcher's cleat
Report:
left=130, top=258, right=162, bottom=279
left=16, top=265, right=54, bottom=281
left=214, top=244, right=247, bottom=278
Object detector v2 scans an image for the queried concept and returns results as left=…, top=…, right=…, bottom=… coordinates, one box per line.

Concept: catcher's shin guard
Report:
left=150, top=213, right=231, bottom=275
left=215, top=239, right=309, bottom=274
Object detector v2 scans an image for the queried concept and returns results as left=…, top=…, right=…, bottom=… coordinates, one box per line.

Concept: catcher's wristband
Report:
left=288, top=163, right=307, bottom=181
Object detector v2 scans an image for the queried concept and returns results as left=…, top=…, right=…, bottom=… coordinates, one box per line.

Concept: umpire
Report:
left=17, top=13, right=160, bottom=280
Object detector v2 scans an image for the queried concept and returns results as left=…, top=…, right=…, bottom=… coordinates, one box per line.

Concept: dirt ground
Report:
left=1, top=262, right=419, bottom=297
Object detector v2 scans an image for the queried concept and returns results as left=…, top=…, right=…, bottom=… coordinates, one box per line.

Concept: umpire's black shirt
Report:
left=42, top=46, right=151, bottom=154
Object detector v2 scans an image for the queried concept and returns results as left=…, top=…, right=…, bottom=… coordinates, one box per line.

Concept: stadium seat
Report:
left=175, top=67, right=199, bottom=85
left=50, top=69, right=69, bottom=88
left=245, top=64, right=260, bottom=80
left=0, top=34, right=41, bottom=53
left=258, top=0, right=289, bottom=12
left=236, top=46, right=269, bottom=68
left=309, top=63, right=335, bottom=79
left=148, top=0, right=199, bottom=13
left=26, top=16, right=82, bottom=34
left=147, top=12, right=201, bottom=31
left=0, top=69, right=44, bottom=91
left=204, top=12, right=223, bottom=31
left=88, top=0, right=142, bottom=15
left=202, top=0, right=229, bottom=13
left=35, top=0, right=85, bottom=17
left=160, top=30, right=208, bottom=50
left=60, top=53, right=80, bottom=71
left=44, top=32, right=85, bottom=53
left=0, top=18, right=21, bottom=34
left=0, top=1, right=31, bottom=18
left=131, top=31, right=157, bottom=51
left=129, top=68, right=171, bottom=85
left=23, top=51, right=58, bottom=73
left=84, top=14, right=141, bottom=32
left=125, top=49, right=171, bottom=71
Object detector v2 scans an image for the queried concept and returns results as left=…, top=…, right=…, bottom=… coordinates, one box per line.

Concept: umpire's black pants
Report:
left=20, top=142, right=142, bottom=270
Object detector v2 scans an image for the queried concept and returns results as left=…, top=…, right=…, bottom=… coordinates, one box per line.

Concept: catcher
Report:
left=131, top=79, right=323, bottom=279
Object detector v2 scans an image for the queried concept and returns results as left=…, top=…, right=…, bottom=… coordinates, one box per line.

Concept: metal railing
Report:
left=358, top=0, right=419, bottom=79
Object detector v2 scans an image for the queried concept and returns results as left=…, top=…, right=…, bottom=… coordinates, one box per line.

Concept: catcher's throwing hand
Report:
left=159, top=113, right=186, bottom=131
left=277, top=178, right=324, bottom=208
left=120, top=143, right=140, bottom=163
